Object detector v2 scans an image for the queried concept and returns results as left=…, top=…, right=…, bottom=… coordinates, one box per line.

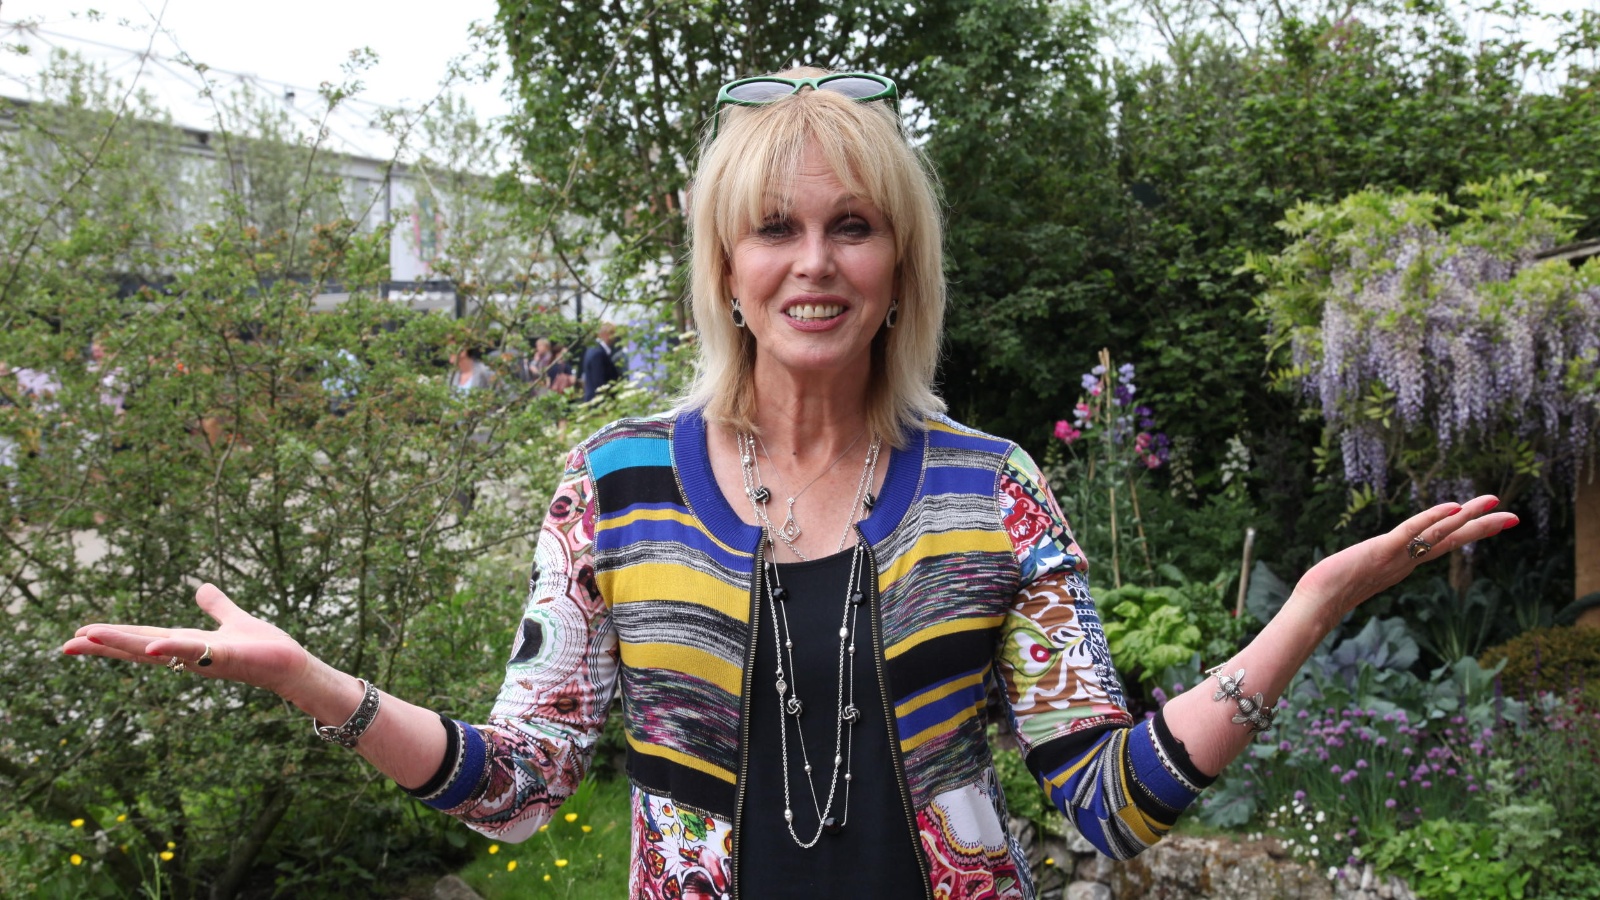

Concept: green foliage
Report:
left=455, top=776, right=632, bottom=899
left=1363, top=818, right=1530, bottom=900
left=1099, top=566, right=1244, bottom=692
left=1247, top=172, right=1600, bottom=513
left=1479, top=626, right=1600, bottom=697
left=0, top=49, right=659, bottom=899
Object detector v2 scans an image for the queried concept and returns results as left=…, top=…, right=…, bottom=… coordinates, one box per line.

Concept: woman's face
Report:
left=725, top=142, right=897, bottom=384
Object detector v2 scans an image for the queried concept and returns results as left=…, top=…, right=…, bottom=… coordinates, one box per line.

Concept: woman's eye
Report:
left=755, top=219, right=793, bottom=239
left=836, top=217, right=873, bottom=238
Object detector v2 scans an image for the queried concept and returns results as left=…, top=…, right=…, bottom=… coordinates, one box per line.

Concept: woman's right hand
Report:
left=62, top=583, right=311, bottom=698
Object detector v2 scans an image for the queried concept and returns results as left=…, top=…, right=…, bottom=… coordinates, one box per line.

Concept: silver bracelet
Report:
left=314, top=679, right=381, bottom=748
left=1207, top=665, right=1277, bottom=734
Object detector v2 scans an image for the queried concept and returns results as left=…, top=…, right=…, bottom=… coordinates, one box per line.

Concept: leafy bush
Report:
left=1362, top=818, right=1530, bottom=900
left=1479, top=626, right=1600, bottom=698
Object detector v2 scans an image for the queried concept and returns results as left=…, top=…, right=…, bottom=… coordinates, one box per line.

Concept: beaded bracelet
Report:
left=314, top=679, right=382, bottom=748
left=1207, top=665, right=1278, bottom=734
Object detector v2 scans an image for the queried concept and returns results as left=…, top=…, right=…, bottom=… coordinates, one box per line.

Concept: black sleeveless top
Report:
left=738, top=546, right=927, bottom=897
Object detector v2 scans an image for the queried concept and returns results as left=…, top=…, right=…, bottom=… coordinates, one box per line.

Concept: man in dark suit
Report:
left=581, top=321, right=621, bottom=402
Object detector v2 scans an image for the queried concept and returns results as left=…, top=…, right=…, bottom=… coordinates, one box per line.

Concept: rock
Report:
left=1064, top=828, right=1098, bottom=856
left=1360, top=863, right=1375, bottom=891
left=1065, top=882, right=1113, bottom=900
left=1075, top=853, right=1115, bottom=883
left=1103, top=836, right=1338, bottom=900
left=432, top=875, right=483, bottom=900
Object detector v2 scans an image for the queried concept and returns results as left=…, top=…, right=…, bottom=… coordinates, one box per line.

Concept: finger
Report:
left=72, top=626, right=173, bottom=659
left=1392, top=501, right=1465, bottom=555
left=1429, top=512, right=1520, bottom=557
left=196, top=583, right=247, bottom=626
left=63, top=638, right=164, bottom=667
left=76, top=622, right=182, bottom=640
left=142, top=635, right=216, bottom=669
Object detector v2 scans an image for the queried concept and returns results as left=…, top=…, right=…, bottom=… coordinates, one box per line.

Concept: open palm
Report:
left=63, top=583, right=311, bottom=696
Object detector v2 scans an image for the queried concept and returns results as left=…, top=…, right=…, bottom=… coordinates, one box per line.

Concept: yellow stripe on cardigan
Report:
left=1045, top=748, right=1098, bottom=791
left=899, top=695, right=987, bottom=753
left=597, top=564, right=750, bottom=622
left=893, top=670, right=987, bottom=719
left=1117, top=800, right=1164, bottom=846
left=621, top=642, right=745, bottom=697
left=878, top=529, right=1014, bottom=587
left=596, top=506, right=747, bottom=558
left=624, top=732, right=737, bottom=785
left=884, top=614, right=1005, bottom=661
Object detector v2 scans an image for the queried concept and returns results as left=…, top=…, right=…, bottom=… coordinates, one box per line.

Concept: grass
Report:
left=455, top=775, right=632, bottom=899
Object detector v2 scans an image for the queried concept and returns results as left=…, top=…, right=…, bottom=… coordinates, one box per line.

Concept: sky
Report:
left=3, top=0, right=1596, bottom=134
left=1, top=0, right=513, bottom=120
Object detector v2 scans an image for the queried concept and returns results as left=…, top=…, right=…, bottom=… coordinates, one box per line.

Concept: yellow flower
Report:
left=538, top=824, right=548, bottom=833
left=69, top=854, right=83, bottom=866
left=116, top=814, right=126, bottom=823
left=71, top=818, right=85, bottom=828
left=543, top=874, right=552, bottom=882
left=581, top=825, right=592, bottom=833
left=564, top=813, right=578, bottom=823
left=506, top=860, right=517, bottom=872
left=488, top=844, right=499, bottom=854
left=555, top=859, right=569, bottom=868
left=1044, top=857, right=1056, bottom=867
left=159, top=851, right=174, bottom=861
left=596, top=853, right=604, bottom=859
left=59, top=738, right=68, bottom=746
left=165, top=841, right=175, bottom=850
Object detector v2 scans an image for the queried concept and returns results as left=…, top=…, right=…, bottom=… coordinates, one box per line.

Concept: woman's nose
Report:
left=792, top=228, right=836, bottom=279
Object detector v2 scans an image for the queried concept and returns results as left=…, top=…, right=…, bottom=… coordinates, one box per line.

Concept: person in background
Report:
left=580, top=321, right=621, bottom=402
left=446, top=343, right=496, bottom=397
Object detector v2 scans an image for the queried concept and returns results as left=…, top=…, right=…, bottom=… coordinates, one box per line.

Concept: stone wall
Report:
left=1015, top=818, right=1416, bottom=900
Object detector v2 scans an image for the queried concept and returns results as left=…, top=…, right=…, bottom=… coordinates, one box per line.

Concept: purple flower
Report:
left=1385, top=798, right=1397, bottom=809
left=1294, top=790, right=1306, bottom=802
left=1330, top=765, right=1343, bottom=775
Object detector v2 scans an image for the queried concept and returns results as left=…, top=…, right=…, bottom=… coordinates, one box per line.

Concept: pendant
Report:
left=779, top=498, right=802, bottom=541
left=823, top=817, right=844, bottom=835
left=749, top=485, right=770, bottom=504
left=785, top=696, right=804, bottom=717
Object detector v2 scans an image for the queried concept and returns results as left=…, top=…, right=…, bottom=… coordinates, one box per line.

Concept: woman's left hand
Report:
left=1294, top=495, right=1517, bottom=625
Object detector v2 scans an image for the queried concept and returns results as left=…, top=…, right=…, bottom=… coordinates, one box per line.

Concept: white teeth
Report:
left=787, top=303, right=845, bottom=320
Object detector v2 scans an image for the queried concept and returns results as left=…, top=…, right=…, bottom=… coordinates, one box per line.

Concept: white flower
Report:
left=1328, top=866, right=1339, bottom=880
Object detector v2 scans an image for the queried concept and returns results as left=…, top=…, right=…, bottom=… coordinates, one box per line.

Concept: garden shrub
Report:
left=1479, top=626, right=1600, bottom=698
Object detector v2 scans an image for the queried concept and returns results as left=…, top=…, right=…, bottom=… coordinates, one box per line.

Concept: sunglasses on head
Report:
left=712, top=72, right=899, bottom=137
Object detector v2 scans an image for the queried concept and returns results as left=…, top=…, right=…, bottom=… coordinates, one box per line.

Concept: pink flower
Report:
left=1144, top=453, right=1163, bottom=469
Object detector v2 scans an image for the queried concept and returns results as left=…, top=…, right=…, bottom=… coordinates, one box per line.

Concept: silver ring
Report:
left=197, top=644, right=213, bottom=668
left=166, top=656, right=187, bottom=674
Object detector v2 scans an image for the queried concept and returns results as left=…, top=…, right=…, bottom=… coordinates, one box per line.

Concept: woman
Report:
left=63, top=68, right=1515, bottom=899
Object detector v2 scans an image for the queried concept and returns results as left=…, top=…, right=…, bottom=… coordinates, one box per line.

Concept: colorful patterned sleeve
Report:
left=994, top=445, right=1211, bottom=859
left=406, top=446, right=621, bottom=842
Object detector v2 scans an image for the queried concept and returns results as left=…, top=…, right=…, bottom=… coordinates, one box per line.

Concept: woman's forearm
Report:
left=280, top=656, right=448, bottom=791
left=1161, top=588, right=1337, bottom=777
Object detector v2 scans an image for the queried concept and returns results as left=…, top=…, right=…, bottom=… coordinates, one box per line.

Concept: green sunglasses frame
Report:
left=712, top=72, right=899, bottom=137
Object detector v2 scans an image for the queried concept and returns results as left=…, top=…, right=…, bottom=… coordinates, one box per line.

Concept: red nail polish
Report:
left=146, top=648, right=163, bottom=656
left=1449, top=506, right=1463, bottom=516
left=64, top=648, right=81, bottom=655
left=1501, top=517, right=1520, bottom=531
left=86, top=636, right=103, bottom=645
left=1484, top=498, right=1499, bottom=512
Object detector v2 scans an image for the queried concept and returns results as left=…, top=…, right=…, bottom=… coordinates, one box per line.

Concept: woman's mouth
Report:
left=785, top=303, right=846, bottom=322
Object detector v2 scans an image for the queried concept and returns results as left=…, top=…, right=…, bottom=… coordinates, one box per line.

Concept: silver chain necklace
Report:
left=741, top=432, right=880, bottom=562
left=755, top=430, right=864, bottom=546
left=738, top=431, right=881, bottom=846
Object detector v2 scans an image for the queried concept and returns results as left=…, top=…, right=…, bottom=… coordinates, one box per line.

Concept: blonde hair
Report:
left=678, top=67, right=946, bottom=447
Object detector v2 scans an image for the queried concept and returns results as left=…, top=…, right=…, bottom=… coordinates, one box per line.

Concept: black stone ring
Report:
left=197, top=643, right=214, bottom=667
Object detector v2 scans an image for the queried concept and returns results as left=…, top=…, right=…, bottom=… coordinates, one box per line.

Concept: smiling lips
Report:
left=786, top=302, right=846, bottom=321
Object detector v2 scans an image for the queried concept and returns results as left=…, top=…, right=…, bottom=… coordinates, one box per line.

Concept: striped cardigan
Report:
left=412, top=408, right=1208, bottom=899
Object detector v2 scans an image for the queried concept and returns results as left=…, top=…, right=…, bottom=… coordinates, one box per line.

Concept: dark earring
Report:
left=731, top=298, right=746, bottom=328
left=885, top=300, right=899, bottom=330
